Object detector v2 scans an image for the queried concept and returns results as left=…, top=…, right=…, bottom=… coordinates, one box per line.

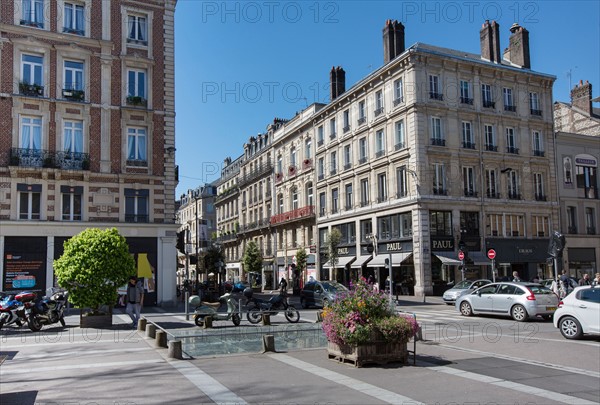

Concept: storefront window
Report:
left=430, top=211, right=452, bottom=236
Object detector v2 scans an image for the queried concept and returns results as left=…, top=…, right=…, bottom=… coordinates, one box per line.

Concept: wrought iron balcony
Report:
left=393, top=97, right=404, bottom=106
left=534, top=194, right=547, bottom=201
left=317, top=139, right=324, bottom=147
left=462, top=141, right=476, bottom=149
left=395, top=143, right=406, bottom=150
left=464, top=189, right=478, bottom=197
left=508, top=191, right=521, bottom=200
left=358, top=157, right=367, bottom=165
left=343, top=163, right=352, bottom=171
left=10, top=148, right=90, bottom=170
left=63, top=27, right=85, bottom=35
left=374, top=107, right=384, bottom=116
left=433, top=188, right=447, bottom=196
left=568, top=226, right=577, bottom=234
left=125, top=214, right=149, bottom=223
left=587, top=227, right=596, bottom=235
left=460, top=97, right=473, bottom=105
left=484, top=144, right=498, bottom=152
left=483, top=100, right=495, bottom=108
left=343, top=125, right=350, bottom=133
left=55, top=151, right=90, bottom=170
left=19, top=82, right=44, bottom=97
left=533, top=150, right=545, bottom=157
left=375, top=150, right=385, bottom=158
left=429, top=92, right=444, bottom=101
left=62, top=89, right=85, bottom=101
left=486, top=191, right=500, bottom=199
left=357, top=117, right=366, bottom=125
left=270, top=205, right=315, bottom=226
left=504, top=104, right=517, bottom=112
left=530, top=109, right=542, bottom=116
left=126, top=96, right=147, bottom=107
left=506, top=146, right=519, bottom=154
left=431, top=138, right=446, bottom=146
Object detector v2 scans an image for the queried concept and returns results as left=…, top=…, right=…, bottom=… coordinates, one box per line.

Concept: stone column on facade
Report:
left=412, top=208, right=432, bottom=296
left=99, top=53, right=112, bottom=173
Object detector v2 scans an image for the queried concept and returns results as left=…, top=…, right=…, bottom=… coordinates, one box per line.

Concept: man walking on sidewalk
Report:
left=126, top=276, right=144, bottom=328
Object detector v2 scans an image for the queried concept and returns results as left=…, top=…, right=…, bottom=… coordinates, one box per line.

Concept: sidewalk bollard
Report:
left=316, top=310, right=324, bottom=322
left=155, top=330, right=168, bottom=348
left=138, top=318, right=147, bottom=332
left=168, top=340, right=183, bottom=359
left=262, top=334, right=275, bottom=352
left=203, top=316, right=213, bottom=329
left=261, top=314, right=271, bottom=326
left=146, top=323, right=156, bottom=339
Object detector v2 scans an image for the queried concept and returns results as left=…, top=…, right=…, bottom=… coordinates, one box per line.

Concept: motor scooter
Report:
left=245, top=289, right=300, bottom=324
left=189, top=292, right=241, bottom=327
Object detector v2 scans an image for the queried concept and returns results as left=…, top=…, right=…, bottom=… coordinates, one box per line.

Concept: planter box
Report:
left=327, top=340, right=408, bottom=367
left=80, top=312, right=113, bottom=329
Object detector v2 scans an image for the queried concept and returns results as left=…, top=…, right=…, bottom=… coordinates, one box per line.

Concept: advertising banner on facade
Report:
left=3, top=237, right=47, bottom=294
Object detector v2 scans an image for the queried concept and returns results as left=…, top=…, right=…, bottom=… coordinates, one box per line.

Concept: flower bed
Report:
left=322, top=277, right=418, bottom=367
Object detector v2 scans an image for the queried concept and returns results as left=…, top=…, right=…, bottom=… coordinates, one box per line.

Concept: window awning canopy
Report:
left=468, top=252, right=491, bottom=266
left=367, top=252, right=412, bottom=268
left=351, top=255, right=373, bottom=268
left=323, top=256, right=356, bottom=269
left=433, top=252, right=462, bottom=265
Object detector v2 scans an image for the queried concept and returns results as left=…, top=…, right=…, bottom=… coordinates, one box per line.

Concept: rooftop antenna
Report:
left=567, top=66, right=578, bottom=91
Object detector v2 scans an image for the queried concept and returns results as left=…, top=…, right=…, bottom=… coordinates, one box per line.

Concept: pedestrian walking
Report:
left=579, top=273, right=592, bottom=286
left=512, top=271, right=521, bottom=282
left=279, top=277, right=288, bottom=295
left=126, top=276, right=144, bottom=328
left=593, top=273, right=600, bottom=286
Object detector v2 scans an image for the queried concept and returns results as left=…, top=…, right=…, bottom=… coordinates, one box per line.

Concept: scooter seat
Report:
left=200, top=301, right=221, bottom=309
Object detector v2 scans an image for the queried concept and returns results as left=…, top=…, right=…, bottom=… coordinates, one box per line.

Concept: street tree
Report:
left=295, top=247, right=308, bottom=283
left=242, top=240, right=263, bottom=282
left=54, top=228, right=135, bottom=315
left=326, top=228, right=342, bottom=282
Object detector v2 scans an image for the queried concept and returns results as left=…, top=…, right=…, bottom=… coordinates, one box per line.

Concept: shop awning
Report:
left=469, top=252, right=491, bottom=266
left=433, top=253, right=462, bottom=265
left=323, top=256, right=356, bottom=269
left=351, top=255, right=373, bottom=268
left=367, top=252, right=412, bottom=268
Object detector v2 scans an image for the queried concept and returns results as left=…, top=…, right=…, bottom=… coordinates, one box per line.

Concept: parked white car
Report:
left=553, top=285, right=600, bottom=339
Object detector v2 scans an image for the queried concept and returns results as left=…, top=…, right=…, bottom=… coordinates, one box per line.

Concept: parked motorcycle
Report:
left=0, top=295, right=27, bottom=330
left=245, top=290, right=300, bottom=324
left=189, top=292, right=241, bottom=327
left=26, top=288, right=68, bottom=332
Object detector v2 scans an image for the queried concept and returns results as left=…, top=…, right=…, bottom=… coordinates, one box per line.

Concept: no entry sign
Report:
left=458, top=251, right=465, bottom=261
left=487, top=249, right=496, bottom=260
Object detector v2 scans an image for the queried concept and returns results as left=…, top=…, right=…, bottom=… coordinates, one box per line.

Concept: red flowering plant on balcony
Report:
left=288, top=165, right=297, bottom=176
left=322, top=277, right=418, bottom=345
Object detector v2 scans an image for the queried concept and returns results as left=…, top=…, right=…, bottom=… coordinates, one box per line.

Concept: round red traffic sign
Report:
left=458, top=251, right=465, bottom=260
left=487, top=249, right=496, bottom=260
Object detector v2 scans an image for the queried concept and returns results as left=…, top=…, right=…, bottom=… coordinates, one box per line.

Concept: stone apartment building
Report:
left=0, top=0, right=178, bottom=305
left=553, top=80, right=600, bottom=277
left=314, top=20, right=558, bottom=295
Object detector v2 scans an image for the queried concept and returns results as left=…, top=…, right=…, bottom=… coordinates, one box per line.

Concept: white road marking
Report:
left=10, top=347, right=152, bottom=360
left=168, top=360, right=247, bottom=405
left=268, top=353, right=423, bottom=405
left=0, top=359, right=164, bottom=375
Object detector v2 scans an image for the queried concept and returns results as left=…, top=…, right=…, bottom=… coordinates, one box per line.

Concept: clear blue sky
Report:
left=174, top=0, right=600, bottom=198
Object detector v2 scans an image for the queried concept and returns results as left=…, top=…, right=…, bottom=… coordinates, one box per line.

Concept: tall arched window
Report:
left=278, top=194, right=284, bottom=214
left=290, top=146, right=297, bottom=167
left=291, top=187, right=298, bottom=210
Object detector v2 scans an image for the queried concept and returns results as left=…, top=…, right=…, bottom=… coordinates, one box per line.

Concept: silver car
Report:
left=456, top=282, right=559, bottom=322
left=442, top=279, right=491, bottom=305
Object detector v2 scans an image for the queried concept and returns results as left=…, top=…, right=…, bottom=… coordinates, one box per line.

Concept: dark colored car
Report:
left=300, top=281, right=348, bottom=309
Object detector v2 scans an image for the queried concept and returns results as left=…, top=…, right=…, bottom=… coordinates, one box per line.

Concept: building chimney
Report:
left=571, top=80, right=593, bottom=116
left=507, top=23, right=530, bottom=69
left=330, top=66, right=346, bottom=101
left=383, top=19, right=405, bottom=64
left=480, top=20, right=501, bottom=63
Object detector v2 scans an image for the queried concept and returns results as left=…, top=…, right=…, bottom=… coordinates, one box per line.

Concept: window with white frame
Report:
left=375, top=90, right=384, bottom=115
left=503, top=87, right=515, bottom=110
left=462, top=121, right=474, bottom=148
left=343, top=144, right=351, bottom=169
left=63, top=2, right=85, bottom=35
left=63, top=120, right=83, bottom=153
left=317, top=157, right=324, bottom=179
left=21, top=54, right=43, bottom=87
left=290, top=146, right=297, bottom=167
left=277, top=155, right=283, bottom=174
left=396, top=166, right=407, bottom=197
left=63, top=60, right=84, bottom=93
left=534, top=173, right=545, bottom=200
left=330, top=151, right=337, bottom=174
left=508, top=170, right=520, bottom=198
left=529, top=92, right=541, bottom=115
left=532, top=131, right=543, bottom=156
left=585, top=207, right=596, bottom=234
left=304, top=138, right=312, bottom=159
left=20, top=116, right=42, bottom=150
left=395, top=120, right=405, bottom=149
left=482, top=83, right=494, bottom=107
left=329, top=117, right=336, bottom=138
left=377, top=172, right=387, bottom=202
left=331, top=188, right=339, bottom=213
left=306, top=183, right=313, bottom=206
left=127, top=14, right=147, bottom=44
left=21, top=0, right=45, bottom=28
left=124, top=189, right=149, bottom=223
left=485, top=168, right=498, bottom=198
left=532, top=215, right=549, bottom=237
left=359, top=137, right=367, bottom=161
left=484, top=124, right=496, bottom=151
left=460, top=80, right=472, bottom=104
left=127, top=69, right=146, bottom=103
left=463, top=166, right=476, bottom=196
left=394, top=78, right=403, bottom=104
left=506, top=127, right=517, bottom=153
left=343, top=109, right=350, bottom=132
left=278, top=194, right=284, bottom=214
left=375, top=129, right=385, bottom=156
left=431, top=117, right=443, bottom=144
left=432, top=163, right=446, bottom=194
left=345, top=183, right=353, bottom=209
left=61, top=186, right=82, bottom=221
left=429, top=74, right=442, bottom=99
left=127, top=127, right=147, bottom=164
left=18, top=184, right=41, bottom=220
left=487, top=213, right=524, bottom=237
left=317, top=125, right=324, bottom=144
left=292, top=187, right=298, bottom=209
left=358, top=100, right=366, bottom=123
left=319, top=192, right=326, bottom=216
left=360, top=178, right=369, bottom=206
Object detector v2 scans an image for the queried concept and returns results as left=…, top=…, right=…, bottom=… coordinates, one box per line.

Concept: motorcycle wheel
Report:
left=247, top=307, right=262, bottom=324
left=28, top=316, right=43, bottom=332
left=284, top=305, right=300, bottom=323
left=59, top=316, right=66, bottom=327
left=194, top=314, right=204, bottom=327
left=232, top=313, right=241, bottom=326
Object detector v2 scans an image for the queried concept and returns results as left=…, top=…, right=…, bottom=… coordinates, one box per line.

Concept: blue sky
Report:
left=174, top=0, right=600, bottom=198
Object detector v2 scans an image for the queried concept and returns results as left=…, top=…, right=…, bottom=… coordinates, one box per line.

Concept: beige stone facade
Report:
left=0, top=0, right=178, bottom=305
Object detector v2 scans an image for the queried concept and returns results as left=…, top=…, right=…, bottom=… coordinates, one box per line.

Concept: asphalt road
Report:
left=1, top=296, right=598, bottom=405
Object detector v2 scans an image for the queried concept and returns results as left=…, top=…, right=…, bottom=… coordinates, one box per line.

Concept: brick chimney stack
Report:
left=383, top=19, right=405, bottom=64
left=571, top=80, right=593, bottom=115
left=330, top=66, right=346, bottom=101
left=480, top=20, right=501, bottom=63
left=506, top=23, right=530, bottom=69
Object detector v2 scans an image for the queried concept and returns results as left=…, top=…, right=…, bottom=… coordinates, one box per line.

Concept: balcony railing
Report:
left=395, top=143, right=406, bottom=150
left=375, top=150, right=385, bottom=158
left=462, top=141, right=476, bottom=149
left=343, top=163, right=352, bottom=171
left=329, top=132, right=336, bottom=139
left=464, top=189, right=478, bottom=197
left=374, top=107, right=384, bottom=116
left=10, top=148, right=90, bottom=170
left=533, top=150, right=545, bottom=157
left=483, top=100, right=495, bottom=108
left=504, top=104, right=517, bottom=112
left=393, top=97, right=404, bottom=106
left=587, top=227, right=596, bottom=235
left=239, top=218, right=271, bottom=233
left=270, top=205, right=315, bottom=225
left=357, top=117, right=366, bottom=125
left=508, top=191, right=521, bottom=200
left=343, top=125, right=350, bottom=133
left=460, top=97, right=473, bottom=105
left=126, top=96, right=147, bottom=107
left=19, top=82, right=44, bottom=97
left=125, top=214, right=149, bottom=223
left=62, top=89, right=85, bottom=101
left=318, top=173, right=324, bottom=181
left=568, top=226, right=577, bottom=234
left=238, top=163, right=273, bottom=188
left=431, top=138, right=445, bottom=146
left=484, top=144, right=498, bottom=152
left=317, top=139, right=324, bottom=147
left=535, top=194, right=547, bottom=201
left=429, top=92, right=444, bottom=101
left=506, top=146, right=519, bottom=154
left=329, top=169, right=337, bottom=176
left=486, top=191, right=500, bottom=199
left=358, top=157, right=367, bottom=164
left=530, top=109, right=542, bottom=116
left=433, top=188, right=447, bottom=196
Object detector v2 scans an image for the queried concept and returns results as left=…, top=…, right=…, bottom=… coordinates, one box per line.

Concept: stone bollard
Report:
left=155, top=330, right=168, bottom=348
left=316, top=310, right=324, bottom=322
left=146, top=323, right=156, bottom=339
left=262, top=334, right=275, bottom=352
left=261, top=314, right=271, bottom=326
left=138, top=318, right=147, bottom=332
left=168, top=340, right=183, bottom=359
left=203, top=316, right=213, bottom=329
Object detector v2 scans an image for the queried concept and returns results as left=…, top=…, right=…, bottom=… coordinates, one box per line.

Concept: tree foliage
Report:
left=295, top=247, right=308, bottom=274
left=326, top=228, right=342, bottom=268
left=54, top=228, right=135, bottom=312
left=242, top=240, right=263, bottom=276
left=204, top=244, right=225, bottom=274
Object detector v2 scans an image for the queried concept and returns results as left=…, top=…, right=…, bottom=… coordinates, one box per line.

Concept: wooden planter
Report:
left=327, top=340, right=408, bottom=367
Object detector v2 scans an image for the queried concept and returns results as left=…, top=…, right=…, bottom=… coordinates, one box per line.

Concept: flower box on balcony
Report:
left=302, top=158, right=313, bottom=170
left=126, top=96, right=147, bottom=107
left=19, top=82, right=44, bottom=97
left=288, top=165, right=297, bottom=176
left=275, top=172, right=283, bottom=183
left=63, top=89, right=85, bottom=101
